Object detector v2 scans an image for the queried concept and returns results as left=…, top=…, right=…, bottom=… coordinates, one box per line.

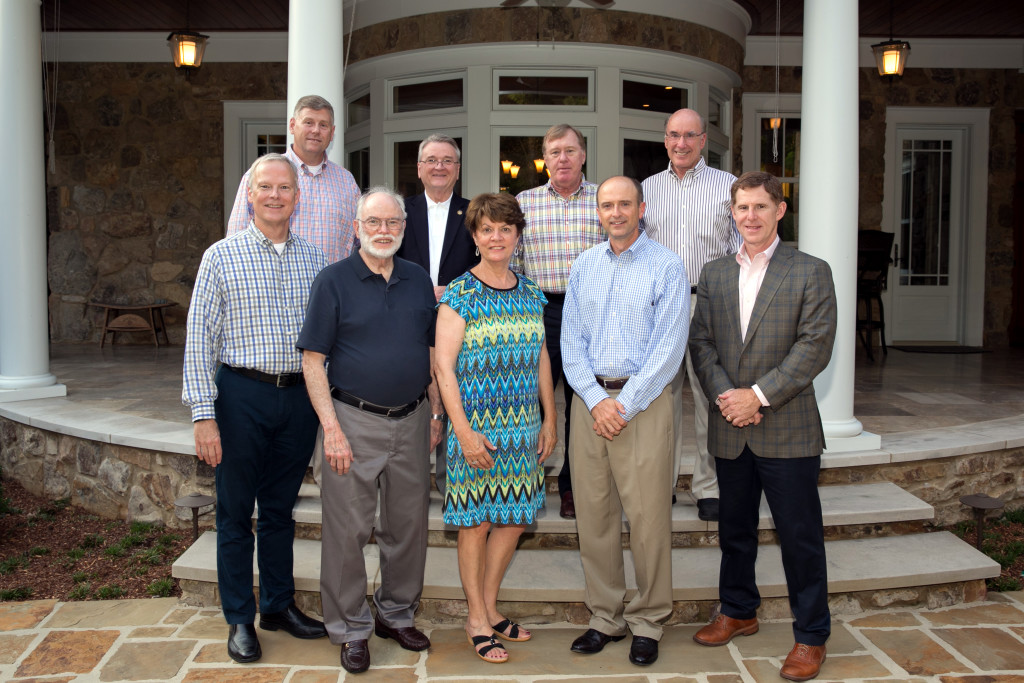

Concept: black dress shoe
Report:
left=259, top=604, right=327, bottom=639
left=697, top=497, right=720, bottom=521
left=374, top=614, right=430, bottom=651
left=570, top=628, right=626, bottom=654
left=341, top=639, right=370, bottom=674
left=560, top=491, right=576, bottom=519
left=227, top=623, right=262, bottom=663
left=629, top=635, right=659, bottom=666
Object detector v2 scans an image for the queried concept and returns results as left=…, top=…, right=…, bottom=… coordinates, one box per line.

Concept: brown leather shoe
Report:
left=780, top=643, right=826, bottom=681
left=374, top=614, right=430, bottom=651
left=340, top=639, right=370, bottom=674
left=560, top=491, right=576, bottom=519
left=692, top=614, right=759, bottom=646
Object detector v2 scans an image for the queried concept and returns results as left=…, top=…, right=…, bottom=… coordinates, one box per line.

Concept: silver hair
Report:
left=246, top=153, right=298, bottom=193
left=356, top=185, right=406, bottom=220
left=417, top=133, right=461, bottom=162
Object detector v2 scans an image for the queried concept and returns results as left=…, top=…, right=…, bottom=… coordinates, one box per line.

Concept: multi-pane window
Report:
left=759, top=116, right=800, bottom=241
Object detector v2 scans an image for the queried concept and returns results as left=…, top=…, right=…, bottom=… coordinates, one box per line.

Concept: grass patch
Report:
left=987, top=576, right=1022, bottom=592
left=29, top=546, right=50, bottom=557
left=103, top=544, right=126, bottom=558
left=134, top=548, right=163, bottom=566
left=94, top=585, right=125, bottom=600
left=0, top=556, right=28, bottom=575
left=120, top=533, right=146, bottom=549
left=158, top=533, right=182, bottom=547
left=80, top=534, right=104, bottom=549
left=129, top=521, right=156, bottom=535
left=68, top=583, right=91, bottom=600
left=146, top=578, right=175, bottom=597
left=72, top=571, right=89, bottom=583
left=0, top=587, right=34, bottom=601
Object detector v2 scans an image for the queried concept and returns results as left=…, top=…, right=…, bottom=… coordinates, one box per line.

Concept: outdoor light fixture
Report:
left=770, top=117, right=782, bottom=130
left=533, top=159, right=545, bottom=173
left=510, top=165, right=521, bottom=179
left=871, top=0, right=910, bottom=78
left=167, top=31, right=209, bottom=70
left=167, top=0, right=208, bottom=72
left=501, top=159, right=513, bottom=174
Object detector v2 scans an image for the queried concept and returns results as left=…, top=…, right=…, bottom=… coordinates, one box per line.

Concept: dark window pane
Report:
left=623, top=138, right=666, bottom=181
left=498, top=134, right=587, bottom=195
left=707, top=148, right=724, bottom=170
left=256, top=134, right=287, bottom=158
left=348, top=93, right=370, bottom=125
left=394, top=138, right=463, bottom=198
left=708, top=98, right=722, bottom=129
left=498, top=76, right=588, bottom=106
left=621, top=80, right=686, bottom=114
left=394, top=79, right=463, bottom=113
left=347, top=148, right=369, bottom=193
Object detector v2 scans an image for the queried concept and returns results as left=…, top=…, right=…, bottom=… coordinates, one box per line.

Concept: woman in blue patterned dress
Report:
left=434, top=192, right=557, bottom=663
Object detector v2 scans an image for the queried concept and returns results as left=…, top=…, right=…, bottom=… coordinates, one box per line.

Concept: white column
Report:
left=798, top=0, right=879, bottom=451
left=0, top=0, right=65, bottom=402
left=288, top=0, right=346, bottom=153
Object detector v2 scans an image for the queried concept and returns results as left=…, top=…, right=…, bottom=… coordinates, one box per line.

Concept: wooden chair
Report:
left=856, top=230, right=895, bottom=361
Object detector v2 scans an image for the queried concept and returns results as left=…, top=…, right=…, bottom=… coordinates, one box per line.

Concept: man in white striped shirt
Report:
left=640, top=108, right=739, bottom=522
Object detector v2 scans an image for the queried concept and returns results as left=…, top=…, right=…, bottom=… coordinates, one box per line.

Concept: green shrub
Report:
left=134, top=548, right=163, bottom=566
left=68, top=583, right=91, bottom=600
left=120, top=533, right=146, bottom=548
left=94, top=585, right=126, bottom=600
left=1002, top=507, right=1024, bottom=524
left=0, top=587, right=34, bottom=601
left=80, top=534, right=104, bottom=549
left=0, top=556, right=28, bottom=575
left=987, top=576, right=1023, bottom=592
left=129, top=521, right=156, bottom=535
left=146, top=578, right=175, bottom=597
left=72, top=571, right=89, bottom=583
left=103, top=544, right=126, bottom=558
left=29, top=546, right=50, bottom=557
left=158, top=533, right=182, bottom=547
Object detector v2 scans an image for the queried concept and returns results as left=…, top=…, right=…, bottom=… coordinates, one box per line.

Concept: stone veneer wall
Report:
left=735, top=66, right=1020, bottom=346
left=45, top=62, right=286, bottom=344
left=2, top=415, right=1021, bottom=528
left=1, top=417, right=214, bottom=528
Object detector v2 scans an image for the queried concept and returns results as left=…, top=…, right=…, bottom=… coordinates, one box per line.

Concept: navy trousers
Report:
left=213, top=366, right=319, bottom=624
left=715, top=444, right=830, bottom=645
left=542, top=294, right=574, bottom=497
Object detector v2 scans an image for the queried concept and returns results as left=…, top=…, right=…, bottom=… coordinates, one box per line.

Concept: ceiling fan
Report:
left=500, top=0, right=614, bottom=8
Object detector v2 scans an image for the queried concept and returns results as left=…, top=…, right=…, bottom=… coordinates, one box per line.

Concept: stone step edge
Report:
left=275, top=482, right=933, bottom=534
left=173, top=530, right=997, bottom=602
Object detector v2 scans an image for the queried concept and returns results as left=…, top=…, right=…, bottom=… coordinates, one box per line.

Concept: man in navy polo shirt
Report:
left=298, top=186, right=443, bottom=675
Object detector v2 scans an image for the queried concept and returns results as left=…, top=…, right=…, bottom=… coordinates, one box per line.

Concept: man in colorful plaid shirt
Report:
left=226, top=94, right=360, bottom=264
left=512, top=123, right=605, bottom=520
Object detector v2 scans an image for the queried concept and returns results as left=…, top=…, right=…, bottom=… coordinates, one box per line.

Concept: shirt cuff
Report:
left=191, top=405, right=216, bottom=422
left=751, top=384, right=770, bottom=407
left=578, top=385, right=612, bottom=413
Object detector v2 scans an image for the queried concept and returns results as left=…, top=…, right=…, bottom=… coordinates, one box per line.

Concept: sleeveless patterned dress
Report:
left=441, top=271, right=548, bottom=526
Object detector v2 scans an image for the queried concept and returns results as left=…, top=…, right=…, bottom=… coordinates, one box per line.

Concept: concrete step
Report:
left=279, top=482, right=934, bottom=536
left=172, top=529, right=1000, bottom=604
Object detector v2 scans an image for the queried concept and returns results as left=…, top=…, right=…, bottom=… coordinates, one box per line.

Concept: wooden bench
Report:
left=90, top=301, right=175, bottom=347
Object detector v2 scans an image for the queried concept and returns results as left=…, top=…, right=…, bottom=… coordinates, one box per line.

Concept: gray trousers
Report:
left=319, top=397, right=431, bottom=644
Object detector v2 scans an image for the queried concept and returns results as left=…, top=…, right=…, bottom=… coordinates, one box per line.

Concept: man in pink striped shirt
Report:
left=226, top=95, right=360, bottom=264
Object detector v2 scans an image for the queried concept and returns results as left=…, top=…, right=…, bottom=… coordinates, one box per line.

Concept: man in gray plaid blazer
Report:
left=688, top=171, right=837, bottom=682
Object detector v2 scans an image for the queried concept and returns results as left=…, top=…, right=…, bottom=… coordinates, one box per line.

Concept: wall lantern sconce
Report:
left=769, top=117, right=782, bottom=130
left=533, top=159, right=545, bottom=173
left=501, top=159, right=514, bottom=174
left=871, top=0, right=910, bottom=78
left=510, top=165, right=521, bottom=179
left=167, top=30, right=209, bottom=70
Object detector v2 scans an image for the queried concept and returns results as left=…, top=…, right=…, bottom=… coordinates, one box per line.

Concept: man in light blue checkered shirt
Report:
left=183, top=153, right=328, bottom=664
left=561, top=176, right=688, bottom=668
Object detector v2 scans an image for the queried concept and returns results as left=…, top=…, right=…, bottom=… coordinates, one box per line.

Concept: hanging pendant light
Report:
left=871, top=0, right=910, bottom=78
left=167, top=1, right=209, bottom=72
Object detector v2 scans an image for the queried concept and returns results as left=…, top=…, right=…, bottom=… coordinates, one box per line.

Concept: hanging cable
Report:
left=41, top=0, right=61, bottom=174
left=772, top=0, right=780, bottom=164
left=343, top=0, right=357, bottom=80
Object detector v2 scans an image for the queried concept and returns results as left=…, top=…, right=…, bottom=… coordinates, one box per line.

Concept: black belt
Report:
left=691, top=285, right=697, bottom=294
left=331, top=387, right=426, bottom=419
left=226, top=365, right=304, bottom=388
left=543, top=291, right=565, bottom=303
left=595, top=375, right=629, bottom=390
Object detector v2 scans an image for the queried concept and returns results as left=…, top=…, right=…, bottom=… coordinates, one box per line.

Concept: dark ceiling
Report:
left=42, top=0, right=1024, bottom=38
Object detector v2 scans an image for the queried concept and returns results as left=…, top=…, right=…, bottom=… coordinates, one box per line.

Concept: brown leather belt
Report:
left=226, top=365, right=304, bottom=388
left=331, top=387, right=426, bottom=419
left=595, top=376, right=629, bottom=390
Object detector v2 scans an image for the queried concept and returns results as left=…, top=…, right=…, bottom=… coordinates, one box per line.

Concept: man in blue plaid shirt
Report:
left=183, top=153, right=328, bottom=664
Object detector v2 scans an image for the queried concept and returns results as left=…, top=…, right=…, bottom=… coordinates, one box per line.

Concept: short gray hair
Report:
left=247, top=153, right=298, bottom=193
left=356, top=185, right=406, bottom=221
left=292, top=95, right=335, bottom=125
left=417, top=134, right=461, bottom=162
left=665, top=108, right=706, bottom=134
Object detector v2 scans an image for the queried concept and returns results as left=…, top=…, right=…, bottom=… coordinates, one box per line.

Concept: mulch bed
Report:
left=0, top=478, right=207, bottom=601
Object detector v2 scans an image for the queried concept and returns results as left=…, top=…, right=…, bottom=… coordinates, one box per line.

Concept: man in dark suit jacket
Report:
left=396, top=134, right=478, bottom=496
left=689, top=171, right=837, bottom=682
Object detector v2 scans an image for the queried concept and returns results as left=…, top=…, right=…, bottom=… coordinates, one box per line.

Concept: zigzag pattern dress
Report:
left=441, top=271, right=548, bottom=526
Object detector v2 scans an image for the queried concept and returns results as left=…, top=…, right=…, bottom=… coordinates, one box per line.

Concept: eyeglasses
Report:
left=665, top=131, right=705, bottom=141
left=357, top=217, right=405, bottom=230
left=418, top=157, right=459, bottom=168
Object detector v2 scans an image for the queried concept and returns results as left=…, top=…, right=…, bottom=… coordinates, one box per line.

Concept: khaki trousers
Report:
left=569, top=387, right=674, bottom=639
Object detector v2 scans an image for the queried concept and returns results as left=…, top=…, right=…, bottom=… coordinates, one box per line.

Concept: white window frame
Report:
left=222, top=101, right=287, bottom=224
left=492, top=68, right=595, bottom=112
left=618, top=71, right=694, bottom=120
left=388, top=71, right=467, bottom=120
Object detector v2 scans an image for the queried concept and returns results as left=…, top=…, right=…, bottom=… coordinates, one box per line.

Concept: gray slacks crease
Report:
left=319, top=398, right=431, bottom=644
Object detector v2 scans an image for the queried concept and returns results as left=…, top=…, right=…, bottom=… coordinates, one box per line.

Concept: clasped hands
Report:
left=716, top=388, right=763, bottom=428
left=590, top=397, right=627, bottom=441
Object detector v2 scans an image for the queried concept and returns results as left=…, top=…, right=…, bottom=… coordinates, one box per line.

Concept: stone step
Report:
left=172, top=529, right=1000, bottom=606
left=278, top=482, right=934, bottom=537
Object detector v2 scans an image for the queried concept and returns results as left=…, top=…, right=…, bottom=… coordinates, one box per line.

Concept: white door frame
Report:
left=223, top=101, right=287, bottom=224
left=881, top=107, right=989, bottom=346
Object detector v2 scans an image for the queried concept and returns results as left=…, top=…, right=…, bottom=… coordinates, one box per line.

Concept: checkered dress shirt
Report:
left=511, top=178, right=605, bottom=293
left=182, top=223, right=327, bottom=421
left=226, top=146, right=360, bottom=264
